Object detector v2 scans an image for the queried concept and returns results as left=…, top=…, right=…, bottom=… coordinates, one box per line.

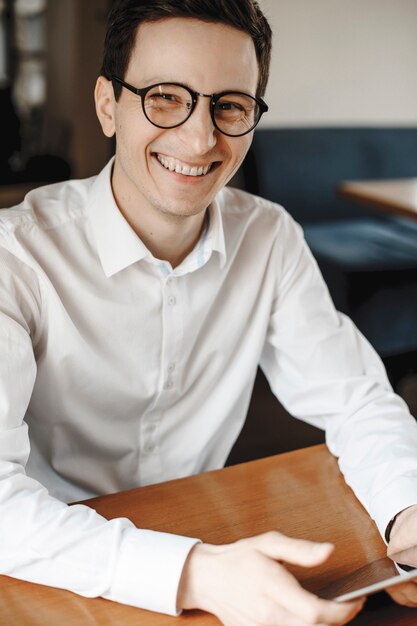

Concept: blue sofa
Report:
left=243, top=127, right=417, bottom=387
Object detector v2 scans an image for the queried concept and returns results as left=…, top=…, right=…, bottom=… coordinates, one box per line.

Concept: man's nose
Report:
left=177, top=97, right=217, bottom=154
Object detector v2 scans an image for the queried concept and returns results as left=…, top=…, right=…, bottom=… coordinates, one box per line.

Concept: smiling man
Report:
left=1, top=1, right=417, bottom=626
left=97, top=16, right=262, bottom=268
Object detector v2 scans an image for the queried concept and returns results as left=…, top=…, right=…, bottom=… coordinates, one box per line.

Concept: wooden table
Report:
left=1, top=444, right=416, bottom=625
left=338, top=178, right=417, bottom=221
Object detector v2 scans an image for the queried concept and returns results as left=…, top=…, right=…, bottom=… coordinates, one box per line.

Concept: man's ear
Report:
left=95, top=76, right=116, bottom=138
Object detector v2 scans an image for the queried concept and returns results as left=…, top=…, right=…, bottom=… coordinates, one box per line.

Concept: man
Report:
left=1, top=1, right=417, bottom=624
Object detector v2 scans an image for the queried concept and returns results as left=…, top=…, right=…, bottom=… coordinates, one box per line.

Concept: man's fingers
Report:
left=261, top=607, right=330, bottom=626
left=387, top=581, right=417, bottom=607
left=248, top=531, right=334, bottom=567
left=243, top=531, right=366, bottom=623
left=256, top=554, right=364, bottom=625
left=387, top=505, right=417, bottom=561
left=388, top=545, right=417, bottom=568
left=243, top=532, right=366, bottom=623
left=223, top=605, right=331, bottom=626
left=276, top=576, right=363, bottom=624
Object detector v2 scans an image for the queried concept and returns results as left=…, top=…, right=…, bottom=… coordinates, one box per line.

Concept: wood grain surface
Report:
left=1, top=444, right=416, bottom=625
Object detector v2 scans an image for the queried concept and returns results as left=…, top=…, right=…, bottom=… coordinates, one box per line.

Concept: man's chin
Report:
left=156, top=203, right=210, bottom=220
left=151, top=188, right=217, bottom=219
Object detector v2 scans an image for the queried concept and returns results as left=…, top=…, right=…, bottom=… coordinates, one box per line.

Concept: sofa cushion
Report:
left=249, top=127, right=417, bottom=223
left=304, top=217, right=417, bottom=272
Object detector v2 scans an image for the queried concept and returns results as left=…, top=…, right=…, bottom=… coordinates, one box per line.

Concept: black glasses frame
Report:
left=111, top=76, right=268, bottom=137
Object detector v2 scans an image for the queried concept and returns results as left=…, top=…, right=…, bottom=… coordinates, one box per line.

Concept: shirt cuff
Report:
left=369, top=475, right=417, bottom=542
left=104, top=527, right=201, bottom=615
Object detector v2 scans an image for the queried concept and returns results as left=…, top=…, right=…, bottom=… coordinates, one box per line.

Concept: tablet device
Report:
left=334, top=566, right=417, bottom=602
left=320, top=547, right=417, bottom=603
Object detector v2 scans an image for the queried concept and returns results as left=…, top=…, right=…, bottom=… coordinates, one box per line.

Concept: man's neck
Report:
left=126, top=206, right=207, bottom=268
left=111, top=178, right=207, bottom=269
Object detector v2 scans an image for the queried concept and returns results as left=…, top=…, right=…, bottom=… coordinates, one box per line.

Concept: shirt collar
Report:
left=87, top=157, right=150, bottom=277
left=205, top=195, right=226, bottom=269
left=87, top=157, right=227, bottom=277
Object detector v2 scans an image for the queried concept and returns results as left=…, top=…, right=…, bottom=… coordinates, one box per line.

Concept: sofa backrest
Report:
left=243, top=127, right=417, bottom=224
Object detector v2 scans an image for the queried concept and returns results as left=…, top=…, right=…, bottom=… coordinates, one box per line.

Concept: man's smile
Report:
left=153, top=153, right=220, bottom=177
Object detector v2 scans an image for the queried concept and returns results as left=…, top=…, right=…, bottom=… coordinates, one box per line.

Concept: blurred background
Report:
left=0, top=0, right=111, bottom=206
left=0, top=0, right=416, bottom=462
left=261, top=0, right=417, bottom=127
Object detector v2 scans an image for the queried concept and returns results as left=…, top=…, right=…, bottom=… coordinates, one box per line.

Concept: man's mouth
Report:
left=154, top=153, right=219, bottom=177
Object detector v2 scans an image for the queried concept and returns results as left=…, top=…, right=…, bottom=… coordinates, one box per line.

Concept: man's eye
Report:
left=217, top=101, right=244, bottom=112
left=159, top=93, right=177, bottom=102
left=150, top=93, right=178, bottom=102
left=147, top=93, right=186, bottom=107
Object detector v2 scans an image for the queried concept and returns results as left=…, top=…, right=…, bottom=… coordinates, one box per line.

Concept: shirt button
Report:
left=165, top=380, right=174, bottom=390
left=168, top=363, right=176, bottom=373
left=145, top=442, right=156, bottom=453
left=168, top=295, right=176, bottom=306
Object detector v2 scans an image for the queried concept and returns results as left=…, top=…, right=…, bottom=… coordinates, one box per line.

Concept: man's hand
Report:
left=387, top=504, right=417, bottom=607
left=177, top=531, right=364, bottom=626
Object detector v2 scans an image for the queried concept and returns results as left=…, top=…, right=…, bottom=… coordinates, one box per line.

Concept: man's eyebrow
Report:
left=143, top=78, right=194, bottom=89
left=139, top=77, right=255, bottom=95
left=125, top=77, right=164, bottom=88
left=142, top=77, right=165, bottom=85
left=137, top=77, right=185, bottom=87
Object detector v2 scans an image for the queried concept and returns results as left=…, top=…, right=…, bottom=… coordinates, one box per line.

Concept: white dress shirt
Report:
left=1, top=158, right=417, bottom=615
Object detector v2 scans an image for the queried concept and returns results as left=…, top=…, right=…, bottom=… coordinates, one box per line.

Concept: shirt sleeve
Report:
left=260, top=211, right=417, bottom=537
left=0, top=248, right=199, bottom=615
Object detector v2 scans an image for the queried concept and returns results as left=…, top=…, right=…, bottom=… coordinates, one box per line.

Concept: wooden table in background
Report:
left=1, top=444, right=416, bottom=625
left=338, top=178, right=417, bottom=221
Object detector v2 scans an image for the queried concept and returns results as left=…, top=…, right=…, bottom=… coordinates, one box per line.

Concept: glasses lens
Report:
left=144, top=84, right=192, bottom=128
left=214, top=93, right=260, bottom=136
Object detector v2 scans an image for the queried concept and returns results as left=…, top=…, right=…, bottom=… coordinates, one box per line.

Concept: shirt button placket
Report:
left=163, top=277, right=178, bottom=395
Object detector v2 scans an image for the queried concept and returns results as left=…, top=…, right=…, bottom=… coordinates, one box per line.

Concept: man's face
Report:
left=107, top=18, right=259, bottom=220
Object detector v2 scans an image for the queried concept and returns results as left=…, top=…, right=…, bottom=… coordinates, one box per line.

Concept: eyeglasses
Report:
left=111, top=76, right=268, bottom=137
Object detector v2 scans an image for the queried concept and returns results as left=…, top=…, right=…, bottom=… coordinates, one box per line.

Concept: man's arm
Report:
left=258, top=210, right=417, bottom=536
left=0, top=250, right=198, bottom=615
left=252, top=206, right=417, bottom=614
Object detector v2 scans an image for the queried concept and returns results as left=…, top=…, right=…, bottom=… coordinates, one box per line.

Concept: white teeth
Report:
left=157, top=155, right=213, bottom=177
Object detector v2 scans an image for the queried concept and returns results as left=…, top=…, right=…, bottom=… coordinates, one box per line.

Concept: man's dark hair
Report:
left=100, top=0, right=272, bottom=99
